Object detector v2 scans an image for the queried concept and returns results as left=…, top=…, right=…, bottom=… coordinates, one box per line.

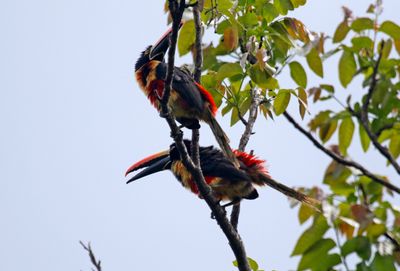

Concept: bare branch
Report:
left=238, top=88, right=261, bottom=151
left=191, top=2, right=203, bottom=167
left=283, top=111, right=400, bottom=194
left=231, top=88, right=262, bottom=230
left=192, top=3, right=203, bottom=83
left=79, top=241, right=102, bottom=271
left=160, top=2, right=251, bottom=270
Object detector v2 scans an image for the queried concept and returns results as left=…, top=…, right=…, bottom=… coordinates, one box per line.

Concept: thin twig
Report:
left=353, top=42, right=400, bottom=175
left=283, top=111, right=400, bottom=194
left=161, top=2, right=251, bottom=270
left=79, top=241, right=102, bottom=271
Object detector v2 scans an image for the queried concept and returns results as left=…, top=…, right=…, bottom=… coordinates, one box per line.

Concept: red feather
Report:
left=234, top=150, right=270, bottom=176
left=195, top=82, right=217, bottom=116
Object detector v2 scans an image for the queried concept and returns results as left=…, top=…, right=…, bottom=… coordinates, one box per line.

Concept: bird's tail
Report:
left=258, top=174, right=321, bottom=211
left=206, top=111, right=239, bottom=167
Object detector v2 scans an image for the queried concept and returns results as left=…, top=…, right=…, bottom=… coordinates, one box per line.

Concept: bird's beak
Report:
left=149, top=22, right=184, bottom=60
left=125, top=150, right=171, bottom=184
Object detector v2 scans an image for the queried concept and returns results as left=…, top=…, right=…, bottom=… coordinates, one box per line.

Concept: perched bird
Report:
left=125, top=140, right=320, bottom=209
left=134, top=25, right=237, bottom=163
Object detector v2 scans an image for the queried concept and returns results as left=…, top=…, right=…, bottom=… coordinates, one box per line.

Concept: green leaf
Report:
left=274, top=0, right=293, bottom=15
left=289, top=61, right=307, bottom=88
left=273, top=89, right=291, bottom=115
left=342, top=236, right=371, bottom=260
left=370, top=253, right=396, bottom=271
left=298, top=203, right=315, bottom=224
left=297, top=87, right=307, bottom=119
left=319, top=119, right=338, bottom=143
left=380, top=20, right=400, bottom=40
left=239, top=13, right=259, bottom=28
left=306, top=48, right=324, bottom=77
left=230, top=107, right=240, bottom=126
left=222, top=103, right=233, bottom=116
left=394, top=39, right=400, bottom=55
left=333, top=21, right=350, bottom=43
left=248, top=257, right=259, bottom=271
left=215, top=19, right=231, bottom=34
left=338, top=117, right=354, bottom=156
left=381, top=39, right=393, bottom=59
left=216, top=63, right=243, bottom=82
left=262, top=3, right=279, bottom=23
left=359, top=124, right=371, bottom=152
left=177, top=20, right=195, bottom=56
left=298, top=239, right=340, bottom=271
left=292, top=215, right=329, bottom=256
left=339, top=50, right=357, bottom=87
left=290, top=0, right=306, bottom=8
left=218, top=0, right=233, bottom=14
left=249, top=65, right=279, bottom=89
left=389, top=133, right=400, bottom=159
left=351, top=17, right=374, bottom=32
left=366, top=223, right=386, bottom=239
left=320, top=84, right=334, bottom=93
left=351, top=36, right=374, bottom=51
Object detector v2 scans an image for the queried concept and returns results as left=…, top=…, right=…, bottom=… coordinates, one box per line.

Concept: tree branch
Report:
left=80, top=241, right=102, bottom=271
left=352, top=41, right=400, bottom=175
left=283, top=111, right=400, bottom=194
left=191, top=2, right=203, bottom=167
left=231, top=87, right=262, bottom=230
left=192, top=3, right=203, bottom=83
left=161, top=2, right=251, bottom=270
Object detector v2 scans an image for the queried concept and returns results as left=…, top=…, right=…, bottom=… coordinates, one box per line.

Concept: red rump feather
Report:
left=195, top=82, right=217, bottom=116
left=187, top=176, right=216, bottom=195
left=234, top=150, right=270, bottom=176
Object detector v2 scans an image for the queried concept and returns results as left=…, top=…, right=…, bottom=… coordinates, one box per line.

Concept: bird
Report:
left=134, top=24, right=237, bottom=164
left=125, top=140, right=321, bottom=210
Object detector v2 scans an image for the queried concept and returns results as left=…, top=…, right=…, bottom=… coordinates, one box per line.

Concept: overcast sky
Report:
left=2, top=1, right=399, bottom=270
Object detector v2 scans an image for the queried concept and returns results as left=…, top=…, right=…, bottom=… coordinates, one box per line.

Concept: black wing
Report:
left=199, top=146, right=252, bottom=183
left=156, top=63, right=204, bottom=113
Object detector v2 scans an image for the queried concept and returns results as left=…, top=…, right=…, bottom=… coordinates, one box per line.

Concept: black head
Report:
left=169, top=140, right=193, bottom=161
left=135, top=23, right=184, bottom=71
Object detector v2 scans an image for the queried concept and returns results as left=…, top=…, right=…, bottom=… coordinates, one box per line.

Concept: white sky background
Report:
left=1, top=0, right=399, bottom=270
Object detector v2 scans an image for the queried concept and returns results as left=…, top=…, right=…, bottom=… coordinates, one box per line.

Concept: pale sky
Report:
left=1, top=1, right=399, bottom=270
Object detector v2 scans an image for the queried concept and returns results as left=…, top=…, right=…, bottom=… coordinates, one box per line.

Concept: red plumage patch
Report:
left=234, top=150, right=269, bottom=175
left=187, top=176, right=216, bottom=196
left=195, top=82, right=217, bottom=116
left=147, top=80, right=165, bottom=110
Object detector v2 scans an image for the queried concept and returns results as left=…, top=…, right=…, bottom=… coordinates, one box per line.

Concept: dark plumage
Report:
left=126, top=140, right=321, bottom=209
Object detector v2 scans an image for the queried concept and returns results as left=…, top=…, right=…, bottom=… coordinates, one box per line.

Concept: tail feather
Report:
left=258, top=174, right=321, bottom=211
left=206, top=112, right=239, bottom=167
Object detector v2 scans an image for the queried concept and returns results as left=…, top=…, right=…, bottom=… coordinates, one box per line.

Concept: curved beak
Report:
left=149, top=21, right=184, bottom=60
left=125, top=150, right=171, bottom=184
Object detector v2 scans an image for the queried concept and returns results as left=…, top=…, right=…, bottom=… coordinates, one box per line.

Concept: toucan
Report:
left=134, top=24, right=237, bottom=164
left=125, top=140, right=320, bottom=209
